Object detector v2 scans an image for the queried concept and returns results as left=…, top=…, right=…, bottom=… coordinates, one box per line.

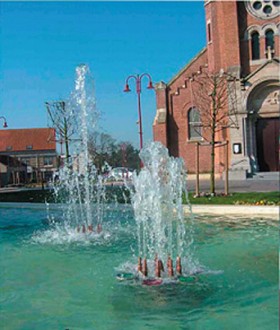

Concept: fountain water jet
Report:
left=122, top=142, right=198, bottom=283
left=51, top=64, right=106, bottom=235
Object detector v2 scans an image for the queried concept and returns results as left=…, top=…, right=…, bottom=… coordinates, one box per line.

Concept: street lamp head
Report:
left=123, top=84, right=131, bottom=92
left=147, top=80, right=154, bottom=90
left=3, top=121, right=8, bottom=128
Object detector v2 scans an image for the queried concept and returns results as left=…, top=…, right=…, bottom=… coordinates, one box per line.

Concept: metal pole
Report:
left=137, top=89, right=143, bottom=150
left=196, top=142, right=200, bottom=196
left=225, top=140, right=229, bottom=196
left=0, top=117, right=8, bottom=188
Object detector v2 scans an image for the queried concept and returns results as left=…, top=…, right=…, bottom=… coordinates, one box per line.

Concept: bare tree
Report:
left=88, top=131, right=140, bottom=171
left=45, top=101, right=76, bottom=162
left=190, top=69, right=239, bottom=194
left=88, top=132, right=116, bottom=171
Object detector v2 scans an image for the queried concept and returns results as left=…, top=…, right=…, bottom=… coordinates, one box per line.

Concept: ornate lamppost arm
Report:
left=0, top=116, right=8, bottom=128
left=123, top=73, right=153, bottom=152
left=140, top=73, right=154, bottom=89
left=124, top=75, right=138, bottom=92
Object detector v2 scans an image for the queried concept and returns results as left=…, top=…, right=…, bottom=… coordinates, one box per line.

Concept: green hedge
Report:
left=0, top=188, right=279, bottom=206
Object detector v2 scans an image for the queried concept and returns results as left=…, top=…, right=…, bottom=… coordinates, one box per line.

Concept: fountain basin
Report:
left=1, top=203, right=277, bottom=329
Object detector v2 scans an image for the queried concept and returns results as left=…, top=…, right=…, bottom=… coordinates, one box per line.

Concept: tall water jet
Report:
left=51, top=64, right=105, bottom=233
left=130, top=142, right=196, bottom=279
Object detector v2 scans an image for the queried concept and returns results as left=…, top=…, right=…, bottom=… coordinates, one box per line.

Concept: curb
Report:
left=185, top=205, right=279, bottom=219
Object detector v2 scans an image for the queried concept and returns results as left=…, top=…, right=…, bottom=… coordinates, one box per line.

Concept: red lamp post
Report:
left=123, top=73, right=154, bottom=150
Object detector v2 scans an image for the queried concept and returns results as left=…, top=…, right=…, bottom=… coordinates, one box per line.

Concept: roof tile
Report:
left=0, top=128, right=56, bottom=152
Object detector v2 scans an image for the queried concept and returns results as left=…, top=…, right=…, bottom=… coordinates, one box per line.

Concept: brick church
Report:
left=153, top=0, right=279, bottom=179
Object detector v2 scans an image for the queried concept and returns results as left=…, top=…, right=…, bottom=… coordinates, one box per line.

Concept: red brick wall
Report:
left=153, top=83, right=168, bottom=146
left=154, top=48, right=230, bottom=174
left=154, top=0, right=279, bottom=174
left=205, top=1, right=240, bottom=72
left=153, top=123, right=167, bottom=147
left=166, top=50, right=213, bottom=172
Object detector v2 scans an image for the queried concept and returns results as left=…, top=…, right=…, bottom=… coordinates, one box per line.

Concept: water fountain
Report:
left=1, top=68, right=277, bottom=328
left=117, top=142, right=200, bottom=285
left=50, top=64, right=106, bottom=235
left=47, top=66, right=200, bottom=279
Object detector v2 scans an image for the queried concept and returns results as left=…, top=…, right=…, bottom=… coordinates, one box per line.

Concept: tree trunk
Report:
left=210, top=86, right=217, bottom=195
left=195, top=142, right=200, bottom=196
left=225, top=141, right=229, bottom=196
left=210, top=140, right=215, bottom=195
left=65, top=138, right=70, bottom=161
left=64, top=118, right=70, bottom=163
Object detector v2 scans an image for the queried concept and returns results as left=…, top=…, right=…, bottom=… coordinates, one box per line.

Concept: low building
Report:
left=0, top=128, right=58, bottom=186
left=0, top=155, right=27, bottom=187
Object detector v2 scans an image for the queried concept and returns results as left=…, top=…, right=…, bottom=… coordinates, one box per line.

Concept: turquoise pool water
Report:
left=0, top=203, right=278, bottom=330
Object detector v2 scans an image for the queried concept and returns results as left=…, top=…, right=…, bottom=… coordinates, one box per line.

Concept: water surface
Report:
left=0, top=203, right=278, bottom=330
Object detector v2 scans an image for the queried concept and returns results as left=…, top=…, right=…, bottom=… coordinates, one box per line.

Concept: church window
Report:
left=263, top=5, right=272, bottom=14
left=246, top=1, right=280, bottom=19
left=253, top=1, right=262, bottom=10
left=251, top=32, right=260, bottom=60
left=265, top=29, right=274, bottom=50
left=207, top=22, right=212, bottom=43
left=188, top=107, right=202, bottom=140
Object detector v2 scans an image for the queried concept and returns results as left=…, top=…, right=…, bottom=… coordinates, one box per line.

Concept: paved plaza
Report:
left=187, top=172, right=279, bottom=193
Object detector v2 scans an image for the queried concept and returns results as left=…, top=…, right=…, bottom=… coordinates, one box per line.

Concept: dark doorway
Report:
left=256, top=117, right=279, bottom=171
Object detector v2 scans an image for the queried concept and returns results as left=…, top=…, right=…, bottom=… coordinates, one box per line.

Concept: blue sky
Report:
left=0, top=1, right=206, bottom=148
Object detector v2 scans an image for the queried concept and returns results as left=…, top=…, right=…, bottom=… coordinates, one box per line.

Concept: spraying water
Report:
left=130, top=142, right=197, bottom=279
left=51, top=64, right=105, bottom=233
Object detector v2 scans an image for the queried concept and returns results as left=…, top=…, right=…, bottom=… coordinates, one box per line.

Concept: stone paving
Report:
left=188, top=205, right=279, bottom=219
left=186, top=172, right=279, bottom=193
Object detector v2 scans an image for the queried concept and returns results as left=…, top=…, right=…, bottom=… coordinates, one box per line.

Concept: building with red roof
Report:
left=0, top=128, right=58, bottom=186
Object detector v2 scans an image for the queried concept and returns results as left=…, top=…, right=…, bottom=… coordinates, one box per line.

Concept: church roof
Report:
left=167, top=47, right=207, bottom=86
left=243, top=58, right=280, bottom=82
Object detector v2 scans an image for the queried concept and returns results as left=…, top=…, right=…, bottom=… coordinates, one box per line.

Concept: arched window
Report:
left=251, top=31, right=260, bottom=60
left=188, top=107, right=202, bottom=140
left=265, top=29, right=274, bottom=50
